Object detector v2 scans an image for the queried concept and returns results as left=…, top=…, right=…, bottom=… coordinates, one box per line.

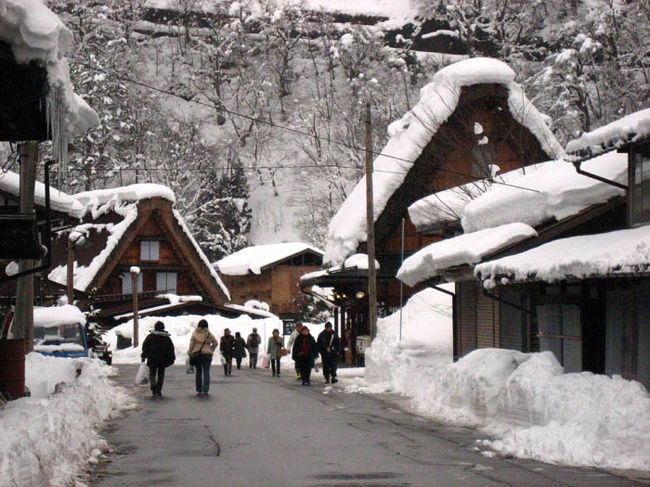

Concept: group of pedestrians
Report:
left=140, top=319, right=341, bottom=396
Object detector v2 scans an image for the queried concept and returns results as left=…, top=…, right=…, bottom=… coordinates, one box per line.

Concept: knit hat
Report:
left=198, top=319, right=208, bottom=329
left=154, top=321, right=165, bottom=331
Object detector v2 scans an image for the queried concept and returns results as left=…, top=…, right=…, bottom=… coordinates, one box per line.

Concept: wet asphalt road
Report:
left=91, top=365, right=647, bottom=487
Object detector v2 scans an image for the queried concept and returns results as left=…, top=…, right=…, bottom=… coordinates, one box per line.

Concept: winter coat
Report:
left=188, top=328, right=218, bottom=356
left=141, top=331, right=176, bottom=368
left=233, top=336, right=247, bottom=359
left=246, top=332, right=261, bottom=353
left=220, top=334, right=235, bottom=358
left=317, top=330, right=340, bottom=358
left=267, top=336, right=284, bottom=358
left=291, top=333, right=318, bottom=362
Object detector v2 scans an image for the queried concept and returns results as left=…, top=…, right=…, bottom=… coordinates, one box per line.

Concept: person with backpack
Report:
left=291, top=325, right=318, bottom=386
left=233, top=331, right=247, bottom=369
left=317, top=321, right=340, bottom=384
left=141, top=321, right=176, bottom=397
left=267, top=328, right=284, bottom=377
left=220, top=328, right=235, bottom=376
left=246, top=327, right=262, bottom=368
left=188, top=319, right=218, bottom=395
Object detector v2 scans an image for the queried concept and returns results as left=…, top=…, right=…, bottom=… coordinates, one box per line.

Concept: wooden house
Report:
left=302, top=57, right=563, bottom=347
left=47, top=185, right=231, bottom=327
left=216, top=243, right=323, bottom=321
left=398, top=108, right=650, bottom=389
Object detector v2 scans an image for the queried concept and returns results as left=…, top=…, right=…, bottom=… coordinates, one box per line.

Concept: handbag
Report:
left=189, top=337, right=208, bottom=366
left=277, top=348, right=288, bottom=357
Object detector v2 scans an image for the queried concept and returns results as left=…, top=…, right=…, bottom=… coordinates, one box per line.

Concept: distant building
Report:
left=216, top=243, right=323, bottom=321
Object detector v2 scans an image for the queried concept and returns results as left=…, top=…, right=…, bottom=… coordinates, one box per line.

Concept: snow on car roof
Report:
left=33, top=304, right=86, bottom=327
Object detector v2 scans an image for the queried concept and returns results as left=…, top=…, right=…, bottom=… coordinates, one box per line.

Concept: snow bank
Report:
left=475, top=224, right=650, bottom=287
left=216, top=242, right=323, bottom=276
left=105, top=313, right=283, bottom=364
left=0, top=353, right=134, bottom=487
left=566, top=108, right=650, bottom=161
left=397, top=223, right=537, bottom=287
left=74, top=184, right=176, bottom=212
left=324, top=57, right=563, bottom=265
left=361, top=287, right=453, bottom=393
left=462, top=153, right=627, bottom=233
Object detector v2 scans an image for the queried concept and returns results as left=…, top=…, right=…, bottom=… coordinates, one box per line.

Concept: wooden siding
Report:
left=476, top=287, right=499, bottom=348
left=457, top=280, right=477, bottom=356
left=499, top=286, right=525, bottom=351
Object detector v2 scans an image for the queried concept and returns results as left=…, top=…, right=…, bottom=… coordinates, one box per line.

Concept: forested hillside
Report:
left=19, top=0, right=650, bottom=257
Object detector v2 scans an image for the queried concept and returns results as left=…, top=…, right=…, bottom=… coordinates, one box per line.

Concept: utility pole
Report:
left=364, top=102, right=377, bottom=340
left=15, top=142, right=38, bottom=354
left=66, top=238, right=75, bottom=305
left=131, top=267, right=140, bottom=348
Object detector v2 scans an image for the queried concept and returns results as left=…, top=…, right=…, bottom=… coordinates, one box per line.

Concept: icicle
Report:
left=47, top=87, right=69, bottom=190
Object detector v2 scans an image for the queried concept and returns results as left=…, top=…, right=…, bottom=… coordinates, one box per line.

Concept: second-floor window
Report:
left=156, top=272, right=177, bottom=293
left=141, top=240, right=160, bottom=261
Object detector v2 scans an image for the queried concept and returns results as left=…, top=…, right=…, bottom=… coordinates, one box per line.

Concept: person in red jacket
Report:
left=291, top=325, right=318, bottom=386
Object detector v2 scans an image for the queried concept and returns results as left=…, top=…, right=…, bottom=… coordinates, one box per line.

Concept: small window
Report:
left=629, top=150, right=650, bottom=226
left=121, top=273, right=143, bottom=294
left=156, top=272, right=177, bottom=293
left=140, top=241, right=160, bottom=261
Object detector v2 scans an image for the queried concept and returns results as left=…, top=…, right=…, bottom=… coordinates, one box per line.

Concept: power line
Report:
left=78, top=62, right=541, bottom=193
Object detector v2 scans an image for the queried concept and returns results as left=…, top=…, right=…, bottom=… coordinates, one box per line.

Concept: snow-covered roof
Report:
left=397, top=223, right=537, bottom=287
left=475, top=225, right=650, bottom=288
left=408, top=164, right=544, bottom=231
left=0, top=170, right=83, bottom=218
left=216, top=242, right=323, bottom=276
left=33, top=304, right=85, bottom=327
left=566, top=108, right=650, bottom=162
left=461, top=152, right=627, bottom=233
left=222, top=303, right=277, bottom=319
left=47, top=184, right=230, bottom=300
left=301, top=253, right=381, bottom=283
left=75, top=184, right=176, bottom=218
left=0, top=0, right=98, bottom=135
left=324, top=57, right=564, bottom=265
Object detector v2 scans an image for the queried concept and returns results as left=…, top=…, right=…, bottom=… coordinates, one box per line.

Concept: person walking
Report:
left=317, top=321, right=340, bottom=384
left=286, top=322, right=303, bottom=379
left=267, top=329, right=284, bottom=377
left=188, top=319, right=218, bottom=395
left=141, top=321, right=176, bottom=397
left=246, top=327, right=261, bottom=368
left=220, top=328, right=235, bottom=376
left=233, top=331, right=247, bottom=369
left=291, top=325, right=318, bottom=386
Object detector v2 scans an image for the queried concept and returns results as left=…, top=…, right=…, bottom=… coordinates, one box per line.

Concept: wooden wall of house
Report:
left=221, top=273, right=272, bottom=307
left=606, top=280, right=650, bottom=389
left=381, top=217, right=440, bottom=254
left=271, top=265, right=320, bottom=314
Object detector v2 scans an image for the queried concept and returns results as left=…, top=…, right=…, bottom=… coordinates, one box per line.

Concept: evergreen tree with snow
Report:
left=194, top=160, right=252, bottom=262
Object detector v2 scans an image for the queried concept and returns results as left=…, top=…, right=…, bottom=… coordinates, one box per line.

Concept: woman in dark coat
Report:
left=233, top=331, right=247, bottom=369
left=291, top=325, right=318, bottom=386
left=141, top=321, right=175, bottom=397
left=220, top=328, right=235, bottom=376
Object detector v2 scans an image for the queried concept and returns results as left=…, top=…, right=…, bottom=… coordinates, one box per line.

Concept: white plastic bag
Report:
left=135, top=363, right=149, bottom=386
left=185, top=357, right=195, bottom=375
left=220, top=354, right=226, bottom=365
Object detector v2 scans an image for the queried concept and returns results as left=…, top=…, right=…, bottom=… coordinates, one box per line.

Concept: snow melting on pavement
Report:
left=0, top=353, right=134, bottom=487
left=343, top=288, right=650, bottom=472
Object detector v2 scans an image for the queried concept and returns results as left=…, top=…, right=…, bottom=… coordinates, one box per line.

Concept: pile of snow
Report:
left=566, top=108, right=650, bottom=161
left=475, top=224, right=650, bottom=288
left=324, top=57, right=563, bottom=266
left=397, top=223, right=537, bottom=287
left=361, top=287, right=454, bottom=392
left=0, top=0, right=97, bottom=135
left=33, top=304, right=85, bottom=327
left=462, top=153, right=627, bottom=233
left=216, top=242, right=323, bottom=276
left=105, top=313, right=284, bottom=364
left=74, top=184, right=176, bottom=214
left=0, top=353, right=134, bottom=486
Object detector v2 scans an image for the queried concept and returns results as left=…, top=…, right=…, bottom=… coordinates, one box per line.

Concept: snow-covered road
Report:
left=91, top=365, right=642, bottom=486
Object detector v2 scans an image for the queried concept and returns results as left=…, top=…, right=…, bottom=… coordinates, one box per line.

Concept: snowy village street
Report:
left=92, top=365, right=642, bottom=487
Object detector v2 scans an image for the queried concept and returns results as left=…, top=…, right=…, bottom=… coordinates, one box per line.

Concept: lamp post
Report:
left=130, top=266, right=140, bottom=348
